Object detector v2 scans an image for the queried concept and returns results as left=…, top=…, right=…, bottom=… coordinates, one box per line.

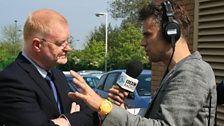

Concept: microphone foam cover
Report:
left=126, top=60, right=143, bottom=78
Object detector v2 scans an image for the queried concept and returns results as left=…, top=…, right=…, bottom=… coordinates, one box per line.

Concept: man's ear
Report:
left=32, top=38, right=42, bottom=52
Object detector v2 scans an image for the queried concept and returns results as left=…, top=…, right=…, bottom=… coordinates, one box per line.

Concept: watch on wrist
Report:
left=98, top=99, right=112, bottom=116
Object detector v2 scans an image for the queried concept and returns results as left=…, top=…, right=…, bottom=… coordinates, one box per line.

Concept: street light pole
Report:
left=95, top=12, right=108, bottom=72
left=14, top=20, right=18, bottom=56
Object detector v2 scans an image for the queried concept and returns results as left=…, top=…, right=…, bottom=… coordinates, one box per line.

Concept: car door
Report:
left=95, top=72, right=120, bottom=98
left=95, top=72, right=138, bottom=107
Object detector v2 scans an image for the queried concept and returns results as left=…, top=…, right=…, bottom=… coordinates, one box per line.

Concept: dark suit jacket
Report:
left=0, top=53, right=99, bottom=126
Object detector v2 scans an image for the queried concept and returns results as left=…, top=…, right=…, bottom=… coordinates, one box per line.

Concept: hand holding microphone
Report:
left=108, top=85, right=129, bottom=108
left=108, top=60, right=143, bottom=108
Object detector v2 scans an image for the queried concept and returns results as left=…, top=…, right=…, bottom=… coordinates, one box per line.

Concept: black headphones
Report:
left=161, top=0, right=180, bottom=47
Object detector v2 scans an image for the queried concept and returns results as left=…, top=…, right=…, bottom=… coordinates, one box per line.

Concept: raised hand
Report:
left=67, top=70, right=103, bottom=112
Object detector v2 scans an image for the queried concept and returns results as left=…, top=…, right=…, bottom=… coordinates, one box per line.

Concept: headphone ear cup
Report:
left=161, top=0, right=181, bottom=47
left=162, top=19, right=181, bottom=46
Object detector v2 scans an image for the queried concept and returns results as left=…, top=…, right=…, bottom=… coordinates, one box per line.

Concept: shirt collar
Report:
left=22, top=51, right=48, bottom=78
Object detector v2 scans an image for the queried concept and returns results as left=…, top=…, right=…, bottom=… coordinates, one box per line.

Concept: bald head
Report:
left=22, top=9, right=71, bottom=69
left=23, top=9, right=68, bottom=43
left=31, top=9, right=67, bottom=27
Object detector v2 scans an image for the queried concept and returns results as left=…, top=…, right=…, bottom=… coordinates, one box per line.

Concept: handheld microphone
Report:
left=117, top=60, right=143, bottom=92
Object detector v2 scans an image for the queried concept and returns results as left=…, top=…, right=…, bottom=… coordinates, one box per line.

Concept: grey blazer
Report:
left=102, top=51, right=217, bottom=126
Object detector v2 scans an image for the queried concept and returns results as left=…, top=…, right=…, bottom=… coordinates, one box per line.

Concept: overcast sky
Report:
left=0, top=0, right=122, bottom=50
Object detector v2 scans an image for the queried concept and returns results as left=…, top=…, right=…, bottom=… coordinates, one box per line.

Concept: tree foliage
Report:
left=58, top=39, right=105, bottom=71
left=64, top=22, right=150, bottom=71
left=107, top=22, right=149, bottom=69
left=79, top=39, right=105, bottom=69
left=63, top=0, right=154, bottom=71
left=109, top=0, right=151, bottom=27
left=0, top=23, right=22, bottom=70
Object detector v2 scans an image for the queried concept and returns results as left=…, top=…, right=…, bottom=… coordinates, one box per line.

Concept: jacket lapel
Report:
left=144, top=70, right=173, bottom=118
left=16, top=53, right=60, bottom=113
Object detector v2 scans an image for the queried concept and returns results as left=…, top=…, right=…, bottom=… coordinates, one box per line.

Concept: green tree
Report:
left=108, top=22, right=149, bottom=70
left=67, top=35, right=76, bottom=49
left=0, top=23, right=22, bottom=70
left=79, top=22, right=150, bottom=71
left=109, top=0, right=151, bottom=27
left=89, top=24, right=114, bottom=43
left=1, top=23, right=22, bottom=56
left=60, top=19, right=151, bottom=71
left=58, top=39, right=105, bottom=71
left=59, top=0, right=154, bottom=71
left=0, top=42, right=17, bottom=70
left=81, top=39, right=105, bottom=70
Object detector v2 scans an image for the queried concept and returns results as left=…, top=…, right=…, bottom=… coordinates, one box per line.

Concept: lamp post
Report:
left=14, top=20, right=18, bottom=56
left=95, top=12, right=108, bottom=72
left=13, top=20, right=22, bottom=56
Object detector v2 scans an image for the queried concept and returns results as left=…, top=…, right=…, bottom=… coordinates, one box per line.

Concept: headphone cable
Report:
left=161, top=41, right=175, bottom=81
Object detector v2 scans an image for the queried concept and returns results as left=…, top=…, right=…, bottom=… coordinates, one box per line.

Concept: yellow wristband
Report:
left=98, top=99, right=112, bottom=115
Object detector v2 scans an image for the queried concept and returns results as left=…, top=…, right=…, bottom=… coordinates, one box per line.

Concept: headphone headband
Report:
left=163, top=1, right=174, bottom=22
left=161, top=0, right=180, bottom=47
left=164, top=1, right=173, bottom=15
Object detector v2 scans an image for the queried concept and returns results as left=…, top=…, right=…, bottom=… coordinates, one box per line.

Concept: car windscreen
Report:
left=83, top=77, right=100, bottom=88
left=66, top=76, right=99, bottom=88
left=136, top=74, right=151, bottom=96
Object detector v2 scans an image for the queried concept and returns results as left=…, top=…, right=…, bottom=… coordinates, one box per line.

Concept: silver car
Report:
left=63, top=71, right=100, bottom=92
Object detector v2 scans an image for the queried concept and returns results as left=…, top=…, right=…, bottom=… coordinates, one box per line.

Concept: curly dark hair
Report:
left=139, top=0, right=190, bottom=41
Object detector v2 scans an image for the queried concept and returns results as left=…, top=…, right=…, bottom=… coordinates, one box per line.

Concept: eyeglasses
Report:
left=41, top=38, right=70, bottom=49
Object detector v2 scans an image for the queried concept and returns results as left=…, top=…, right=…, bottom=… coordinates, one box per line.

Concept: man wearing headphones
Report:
left=68, top=0, right=217, bottom=125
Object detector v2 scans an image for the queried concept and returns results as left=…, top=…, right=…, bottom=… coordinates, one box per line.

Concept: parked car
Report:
left=77, top=70, right=104, bottom=79
left=63, top=71, right=100, bottom=92
left=94, top=69, right=152, bottom=115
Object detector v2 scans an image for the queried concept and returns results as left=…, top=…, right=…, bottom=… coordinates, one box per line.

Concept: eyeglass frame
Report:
left=40, top=37, right=71, bottom=49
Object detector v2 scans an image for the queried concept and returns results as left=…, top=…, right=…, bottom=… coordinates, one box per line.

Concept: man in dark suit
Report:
left=0, top=9, right=99, bottom=126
